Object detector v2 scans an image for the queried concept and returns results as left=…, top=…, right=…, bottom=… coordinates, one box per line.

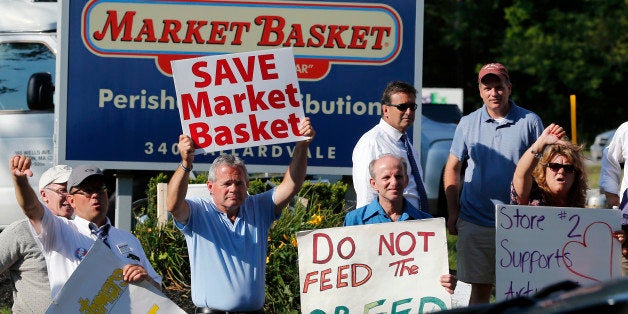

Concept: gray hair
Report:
left=207, top=154, right=249, bottom=182
left=368, top=153, right=408, bottom=179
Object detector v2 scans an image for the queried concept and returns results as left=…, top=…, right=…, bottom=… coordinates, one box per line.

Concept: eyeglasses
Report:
left=71, top=185, right=108, bottom=197
left=545, top=163, right=576, bottom=173
left=46, top=187, right=68, bottom=197
left=385, top=102, right=418, bottom=111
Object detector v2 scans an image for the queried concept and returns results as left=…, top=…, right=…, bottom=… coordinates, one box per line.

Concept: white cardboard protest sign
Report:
left=46, top=240, right=186, bottom=314
left=496, top=205, right=622, bottom=301
left=171, top=47, right=307, bottom=153
left=297, top=218, right=451, bottom=313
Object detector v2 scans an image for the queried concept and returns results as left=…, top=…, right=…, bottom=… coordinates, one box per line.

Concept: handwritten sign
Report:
left=297, top=218, right=451, bottom=313
left=496, top=205, right=621, bottom=301
left=46, top=240, right=186, bottom=314
left=171, top=47, right=307, bottom=153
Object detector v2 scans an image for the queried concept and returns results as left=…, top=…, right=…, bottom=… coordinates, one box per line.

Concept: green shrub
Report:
left=133, top=174, right=349, bottom=313
left=265, top=183, right=347, bottom=312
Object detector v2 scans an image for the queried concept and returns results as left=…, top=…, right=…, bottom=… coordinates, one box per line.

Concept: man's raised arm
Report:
left=166, top=134, right=194, bottom=224
left=273, top=118, right=315, bottom=215
left=10, top=155, right=44, bottom=234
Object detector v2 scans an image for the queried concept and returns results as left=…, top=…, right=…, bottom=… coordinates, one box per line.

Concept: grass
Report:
left=586, top=163, right=601, bottom=190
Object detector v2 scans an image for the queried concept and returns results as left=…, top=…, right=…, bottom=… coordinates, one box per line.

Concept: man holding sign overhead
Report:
left=171, top=48, right=307, bottom=154
left=166, top=118, right=314, bottom=313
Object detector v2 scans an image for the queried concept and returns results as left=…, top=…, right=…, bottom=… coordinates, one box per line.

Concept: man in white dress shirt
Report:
left=599, top=120, right=628, bottom=275
left=352, top=80, right=430, bottom=213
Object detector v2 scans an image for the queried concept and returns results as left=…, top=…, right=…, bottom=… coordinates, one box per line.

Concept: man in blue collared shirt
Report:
left=346, top=154, right=432, bottom=225
left=444, top=63, right=543, bottom=304
left=344, top=154, right=456, bottom=293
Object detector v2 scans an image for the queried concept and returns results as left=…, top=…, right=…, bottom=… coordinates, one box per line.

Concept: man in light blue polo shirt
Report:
left=166, top=118, right=315, bottom=313
left=443, top=63, right=543, bottom=304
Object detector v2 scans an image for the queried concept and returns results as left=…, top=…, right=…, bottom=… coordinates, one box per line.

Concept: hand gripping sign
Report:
left=171, top=47, right=307, bottom=154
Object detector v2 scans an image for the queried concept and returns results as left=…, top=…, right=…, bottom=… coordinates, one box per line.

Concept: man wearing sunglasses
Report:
left=10, top=156, right=161, bottom=300
left=353, top=81, right=430, bottom=215
left=444, top=63, right=544, bottom=304
left=0, top=163, right=73, bottom=313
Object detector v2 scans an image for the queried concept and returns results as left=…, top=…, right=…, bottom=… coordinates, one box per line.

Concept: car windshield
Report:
left=422, top=104, right=462, bottom=124
left=0, top=42, right=55, bottom=110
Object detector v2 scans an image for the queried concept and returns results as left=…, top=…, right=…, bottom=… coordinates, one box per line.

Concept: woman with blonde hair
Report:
left=511, top=123, right=624, bottom=244
left=511, top=124, right=587, bottom=206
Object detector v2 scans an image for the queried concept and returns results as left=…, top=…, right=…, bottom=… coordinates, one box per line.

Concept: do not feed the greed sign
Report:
left=171, top=48, right=307, bottom=154
left=297, top=218, right=452, bottom=313
left=495, top=205, right=622, bottom=302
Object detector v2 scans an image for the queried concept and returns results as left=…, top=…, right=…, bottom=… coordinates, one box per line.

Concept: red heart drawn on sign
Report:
left=562, top=222, right=616, bottom=283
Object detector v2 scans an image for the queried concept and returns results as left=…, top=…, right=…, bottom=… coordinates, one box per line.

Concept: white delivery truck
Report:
left=0, top=0, right=58, bottom=229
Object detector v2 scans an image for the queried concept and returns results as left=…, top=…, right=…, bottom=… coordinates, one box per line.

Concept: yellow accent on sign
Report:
left=570, top=95, right=577, bottom=145
left=148, top=304, right=160, bottom=314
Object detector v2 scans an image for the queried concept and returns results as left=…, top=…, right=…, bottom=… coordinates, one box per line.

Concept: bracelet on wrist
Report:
left=179, top=163, right=192, bottom=172
left=530, top=150, right=543, bottom=159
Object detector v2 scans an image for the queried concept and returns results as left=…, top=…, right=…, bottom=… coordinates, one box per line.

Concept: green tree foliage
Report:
left=424, top=0, right=627, bottom=142
left=500, top=0, right=627, bottom=138
left=424, top=0, right=512, bottom=108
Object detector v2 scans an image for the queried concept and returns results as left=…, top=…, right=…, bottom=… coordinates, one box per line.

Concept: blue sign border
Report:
left=56, top=0, right=422, bottom=174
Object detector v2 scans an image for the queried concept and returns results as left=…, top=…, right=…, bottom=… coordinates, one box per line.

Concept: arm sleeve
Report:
left=352, top=138, right=379, bottom=209
left=449, top=118, right=468, bottom=160
left=600, top=147, right=621, bottom=194
left=0, top=223, right=21, bottom=273
left=600, top=123, right=627, bottom=194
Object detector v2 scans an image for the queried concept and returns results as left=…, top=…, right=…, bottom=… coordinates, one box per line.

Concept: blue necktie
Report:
left=401, top=134, right=430, bottom=213
left=91, top=224, right=111, bottom=248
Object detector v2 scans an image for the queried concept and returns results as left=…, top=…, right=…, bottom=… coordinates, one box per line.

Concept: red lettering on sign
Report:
left=312, top=233, right=355, bottom=264
left=192, top=61, right=212, bottom=88
left=188, top=122, right=212, bottom=148
left=93, top=10, right=136, bottom=41
left=301, top=264, right=372, bottom=293
left=215, top=58, right=238, bottom=86
left=379, top=231, right=436, bottom=256
left=181, top=91, right=212, bottom=120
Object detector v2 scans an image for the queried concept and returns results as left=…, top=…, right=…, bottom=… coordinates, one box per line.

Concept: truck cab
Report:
left=0, top=0, right=57, bottom=229
left=420, top=103, right=462, bottom=217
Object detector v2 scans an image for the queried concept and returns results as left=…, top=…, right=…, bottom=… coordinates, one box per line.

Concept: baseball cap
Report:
left=38, top=165, right=72, bottom=191
left=478, top=63, right=510, bottom=83
left=67, top=165, right=105, bottom=192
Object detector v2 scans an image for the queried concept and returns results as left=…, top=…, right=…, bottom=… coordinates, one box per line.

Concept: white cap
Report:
left=38, top=165, right=72, bottom=191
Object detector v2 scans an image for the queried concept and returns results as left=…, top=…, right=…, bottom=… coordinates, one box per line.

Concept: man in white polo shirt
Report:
left=10, top=155, right=161, bottom=298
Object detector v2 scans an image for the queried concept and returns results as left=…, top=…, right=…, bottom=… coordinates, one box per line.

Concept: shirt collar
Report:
left=363, top=198, right=417, bottom=221
left=74, top=215, right=112, bottom=233
left=481, top=100, right=517, bottom=124
left=378, top=118, right=405, bottom=141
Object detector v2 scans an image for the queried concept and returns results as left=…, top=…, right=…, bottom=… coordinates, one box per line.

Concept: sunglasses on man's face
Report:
left=545, top=163, right=576, bottom=173
left=71, top=185, right=108, bottom=197
left=385, top=102, right=418, bottom=112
